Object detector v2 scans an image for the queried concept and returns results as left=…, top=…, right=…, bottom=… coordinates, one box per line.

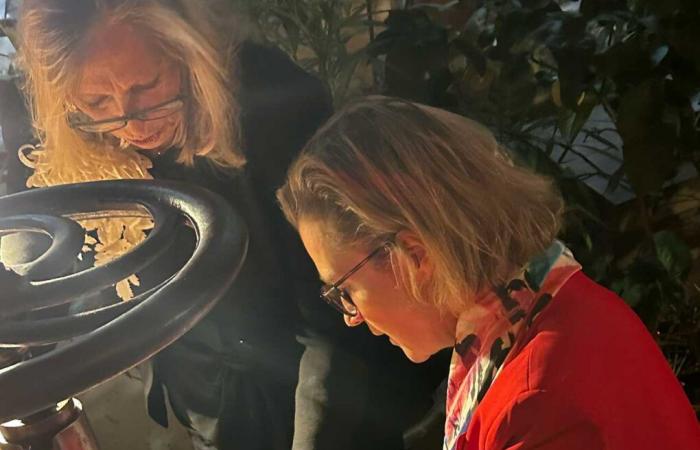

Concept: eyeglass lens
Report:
left=321, top=285, right=358, bottom=316
left=71, top=98, right=184, bottom=133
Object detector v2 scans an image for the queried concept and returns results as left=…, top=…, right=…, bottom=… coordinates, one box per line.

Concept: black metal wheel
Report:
left=0, top=180, right=247, bottom=422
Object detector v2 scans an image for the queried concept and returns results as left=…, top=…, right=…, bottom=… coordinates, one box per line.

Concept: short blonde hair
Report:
left=18, top=0, right=243, bottom=188
left=278, top=96, right=563, bottom=315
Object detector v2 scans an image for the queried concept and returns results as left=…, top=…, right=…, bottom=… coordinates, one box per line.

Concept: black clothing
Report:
left=0, top=78, right=33, bottom=194
left=139, top=41, right=332, bottom=450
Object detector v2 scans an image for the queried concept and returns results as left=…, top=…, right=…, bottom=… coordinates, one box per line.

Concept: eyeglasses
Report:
left=320, top=242, right=391, bottom=317
left=67, top=95, right=186, bottom=134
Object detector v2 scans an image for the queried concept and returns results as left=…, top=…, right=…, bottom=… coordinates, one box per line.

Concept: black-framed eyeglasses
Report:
left=67, top=95, right=186, bottom=134
left=320, top=242, right=391, bottom=317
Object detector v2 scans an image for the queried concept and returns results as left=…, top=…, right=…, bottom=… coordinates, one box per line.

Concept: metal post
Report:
left=0, top=399, right=99, bottom=450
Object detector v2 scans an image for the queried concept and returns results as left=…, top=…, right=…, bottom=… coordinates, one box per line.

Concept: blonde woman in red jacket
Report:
left=277, top=96, right=700, bottom=450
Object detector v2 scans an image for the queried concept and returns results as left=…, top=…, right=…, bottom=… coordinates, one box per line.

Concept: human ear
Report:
left=344, top=310, right=365, bottom=327
left=395, top=230, right=434, bottom=283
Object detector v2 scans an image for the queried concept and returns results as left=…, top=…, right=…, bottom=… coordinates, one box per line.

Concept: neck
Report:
left=438, top=310, right=460, bottom=349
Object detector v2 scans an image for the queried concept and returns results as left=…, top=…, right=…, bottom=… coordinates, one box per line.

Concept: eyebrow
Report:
left=77, top=72, right=162, bottom=108
left=318, top=273, right=333, bottom=286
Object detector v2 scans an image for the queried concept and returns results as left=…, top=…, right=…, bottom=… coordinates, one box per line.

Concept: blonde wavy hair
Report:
left=16, top=0, right=244, bottom=298
left=19, top=0, right=244, bottom=177
left=278, top=96, right=563, bottom=315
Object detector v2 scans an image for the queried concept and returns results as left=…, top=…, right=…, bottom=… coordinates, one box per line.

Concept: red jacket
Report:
left=461, top=271, right=700, bottom=449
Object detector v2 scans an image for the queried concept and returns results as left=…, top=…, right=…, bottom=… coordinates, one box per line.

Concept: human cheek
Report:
left=167, top=111, right=183, bottom=133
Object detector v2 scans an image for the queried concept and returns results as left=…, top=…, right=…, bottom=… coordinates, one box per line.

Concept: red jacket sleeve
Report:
left=486, top=389, right=606, bottom=450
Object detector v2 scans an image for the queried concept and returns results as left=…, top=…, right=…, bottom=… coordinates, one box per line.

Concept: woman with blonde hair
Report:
left=3, top=0, right=335, bottom=449
left=278, top=96, right=700, bottom=449
left=2, top=1, right=451, bottom=449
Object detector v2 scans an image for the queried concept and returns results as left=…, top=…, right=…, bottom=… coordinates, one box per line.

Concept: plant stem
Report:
left=636, top=196, right=654, bottom=240
left=365, top=0, right=375, bottom=41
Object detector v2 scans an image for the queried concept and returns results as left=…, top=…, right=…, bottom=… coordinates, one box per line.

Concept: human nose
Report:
left=344, top=311, right=364, bottom=327
left=107, top=95, right=147, bottom=133
left=120, top=99, right=150, bottom=136
left=111, top=93, right=135, bottom=117
left=122, top=116, right=149, bottom=136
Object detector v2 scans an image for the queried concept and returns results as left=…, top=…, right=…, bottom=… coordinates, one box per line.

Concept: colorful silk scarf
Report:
left=443, top=241, right=582, bottom=450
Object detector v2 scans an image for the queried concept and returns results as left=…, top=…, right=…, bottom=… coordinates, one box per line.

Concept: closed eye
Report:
left=131, top=74, right=161, bottom=94
left=85, top=96, right=108, bottom=109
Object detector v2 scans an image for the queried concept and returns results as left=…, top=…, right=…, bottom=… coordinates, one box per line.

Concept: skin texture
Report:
left=72, top=22, right=183, bottom=151
left=299, top=219, right=458, bottom=363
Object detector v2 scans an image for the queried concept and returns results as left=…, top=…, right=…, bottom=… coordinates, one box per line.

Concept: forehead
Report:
left=76, top=22, right=166, bottom=93
left=298, top=219, right=364, bottom=284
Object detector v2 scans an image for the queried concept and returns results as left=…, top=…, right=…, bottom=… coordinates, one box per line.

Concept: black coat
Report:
left=138, top=41, right=334, bottom=448
left=0, top=77, right=34, bottom=194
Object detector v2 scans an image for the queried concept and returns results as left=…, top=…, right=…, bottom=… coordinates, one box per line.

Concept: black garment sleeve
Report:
left=236, top=42, right=345, bottom=339
left=0, top=78, right=34, bottom=194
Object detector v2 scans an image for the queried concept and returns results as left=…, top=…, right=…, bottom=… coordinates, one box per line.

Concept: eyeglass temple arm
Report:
left=332, top=243, right=389, bottom=288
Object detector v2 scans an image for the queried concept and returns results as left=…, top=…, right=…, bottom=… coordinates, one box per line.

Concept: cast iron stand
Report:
left=0, top=180, right=247, bottom=449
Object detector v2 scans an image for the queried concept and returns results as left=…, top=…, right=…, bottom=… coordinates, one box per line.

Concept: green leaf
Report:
left=666, top=12, right=700, bottom=72
left=580, top=0, right=628, bottom=17
left=450, top=36, right=487, bottom=75
left=604, top=165, right=626, bottom=195
left=615, top=278, right=644, bottom=308
left=634, top=0, right=683, bottom=17
left=653, top=231, right=692, bottom=279
left=410, top=1, right=461, bottom=13
left=650, top=45, right=669, bottom=67
left=521, top=0, right=558, bottom=10
left=593, top=33, right=651, bottom=83
left=551, top=38, right=596, bottom=110
left=569, top=91, right=598, bottom=142
left=620, top=138, right=675, bottom=196
left=617, top=79, right=677, bottom=195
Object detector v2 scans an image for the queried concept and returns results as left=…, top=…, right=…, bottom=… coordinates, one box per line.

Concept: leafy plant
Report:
left=375, top=0, right=700, bottom=410
left=232, top=0, right=379, bottom=104
left=248, top=0, right=700, bottom=410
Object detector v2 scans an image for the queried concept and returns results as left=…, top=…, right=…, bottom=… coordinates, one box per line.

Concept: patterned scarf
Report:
left=443, top=241, right=581, bottom=450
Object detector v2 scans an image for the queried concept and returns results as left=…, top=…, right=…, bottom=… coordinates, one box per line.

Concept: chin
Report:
left=401, top=346, right=431, bottom=364
left=136, top=142, right=165, bottom=151
left=130, top=134, right=166, bottom=150
left=129, top=125, right=176, bottom=150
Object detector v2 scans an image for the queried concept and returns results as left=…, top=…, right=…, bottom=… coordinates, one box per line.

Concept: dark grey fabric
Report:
left=137, top=42, right=327, bottom=450
left=0, top=78, right=34, bottom=195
